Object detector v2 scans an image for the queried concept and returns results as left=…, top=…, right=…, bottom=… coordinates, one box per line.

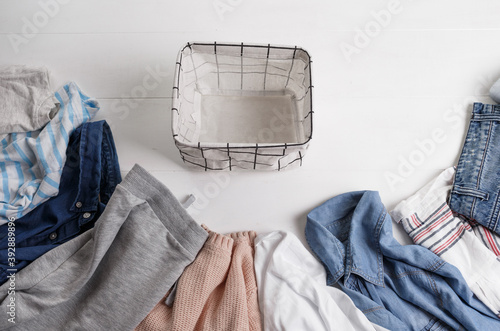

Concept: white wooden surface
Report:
left=1, top=0, right=499, bottom=246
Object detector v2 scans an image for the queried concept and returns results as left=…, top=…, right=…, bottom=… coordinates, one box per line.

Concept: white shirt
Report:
left=254, top=231, right=388, bottom=331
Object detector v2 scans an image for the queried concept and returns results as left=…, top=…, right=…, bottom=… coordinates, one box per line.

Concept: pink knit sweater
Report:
left=135, top=227, right=262, bottom=331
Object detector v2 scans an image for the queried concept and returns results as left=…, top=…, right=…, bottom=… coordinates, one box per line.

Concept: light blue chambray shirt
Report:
left=0, top=82, right=99, bottom=223
left=305, top=190, right=500, bottom=331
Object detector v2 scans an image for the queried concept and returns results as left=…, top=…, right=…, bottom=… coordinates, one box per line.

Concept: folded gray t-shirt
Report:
left=0, top=65, right=57, bottom=134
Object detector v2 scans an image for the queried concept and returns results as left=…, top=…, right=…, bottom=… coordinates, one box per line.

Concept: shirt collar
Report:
left=305, top=190, right=388, bottom=287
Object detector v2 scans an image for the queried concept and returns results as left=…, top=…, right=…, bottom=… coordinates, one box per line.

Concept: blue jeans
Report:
left=450, top=103, right=500, bottom=235
left=305, top=190, right=500, bottom=331
left=0, top=120, right=121, bottom=283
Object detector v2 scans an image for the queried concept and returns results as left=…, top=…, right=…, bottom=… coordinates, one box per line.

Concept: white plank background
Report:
left=1, top=0, right=499, bottom=246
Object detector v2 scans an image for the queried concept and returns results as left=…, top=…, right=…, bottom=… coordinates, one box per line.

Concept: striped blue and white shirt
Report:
left=0, top=82, right=99, bottom=224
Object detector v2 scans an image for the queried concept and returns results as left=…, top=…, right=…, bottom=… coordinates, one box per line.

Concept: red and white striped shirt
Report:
left=391, top=167, right=500, bottom=317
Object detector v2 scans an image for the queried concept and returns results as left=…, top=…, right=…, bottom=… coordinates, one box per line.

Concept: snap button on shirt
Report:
left=49, top=232, right=57, bottom=240
left=83, top=212, right=91, bottom=219
left=75, top=202, right=83, bottom=208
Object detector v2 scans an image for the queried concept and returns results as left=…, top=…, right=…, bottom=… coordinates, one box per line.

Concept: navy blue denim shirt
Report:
left=0, top=120, right=121, bottom=282
left=305, top=191, right=500, bottom=331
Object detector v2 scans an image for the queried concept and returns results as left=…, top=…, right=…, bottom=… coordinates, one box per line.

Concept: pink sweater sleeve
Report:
left=135, top=227, right=262, bottom=331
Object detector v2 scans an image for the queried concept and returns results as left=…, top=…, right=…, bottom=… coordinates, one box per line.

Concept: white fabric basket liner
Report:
left=172, top=42, right=313, bottom=170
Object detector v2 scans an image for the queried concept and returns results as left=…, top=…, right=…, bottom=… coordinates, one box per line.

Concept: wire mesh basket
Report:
left=171, top=42, right=313, bottom=170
